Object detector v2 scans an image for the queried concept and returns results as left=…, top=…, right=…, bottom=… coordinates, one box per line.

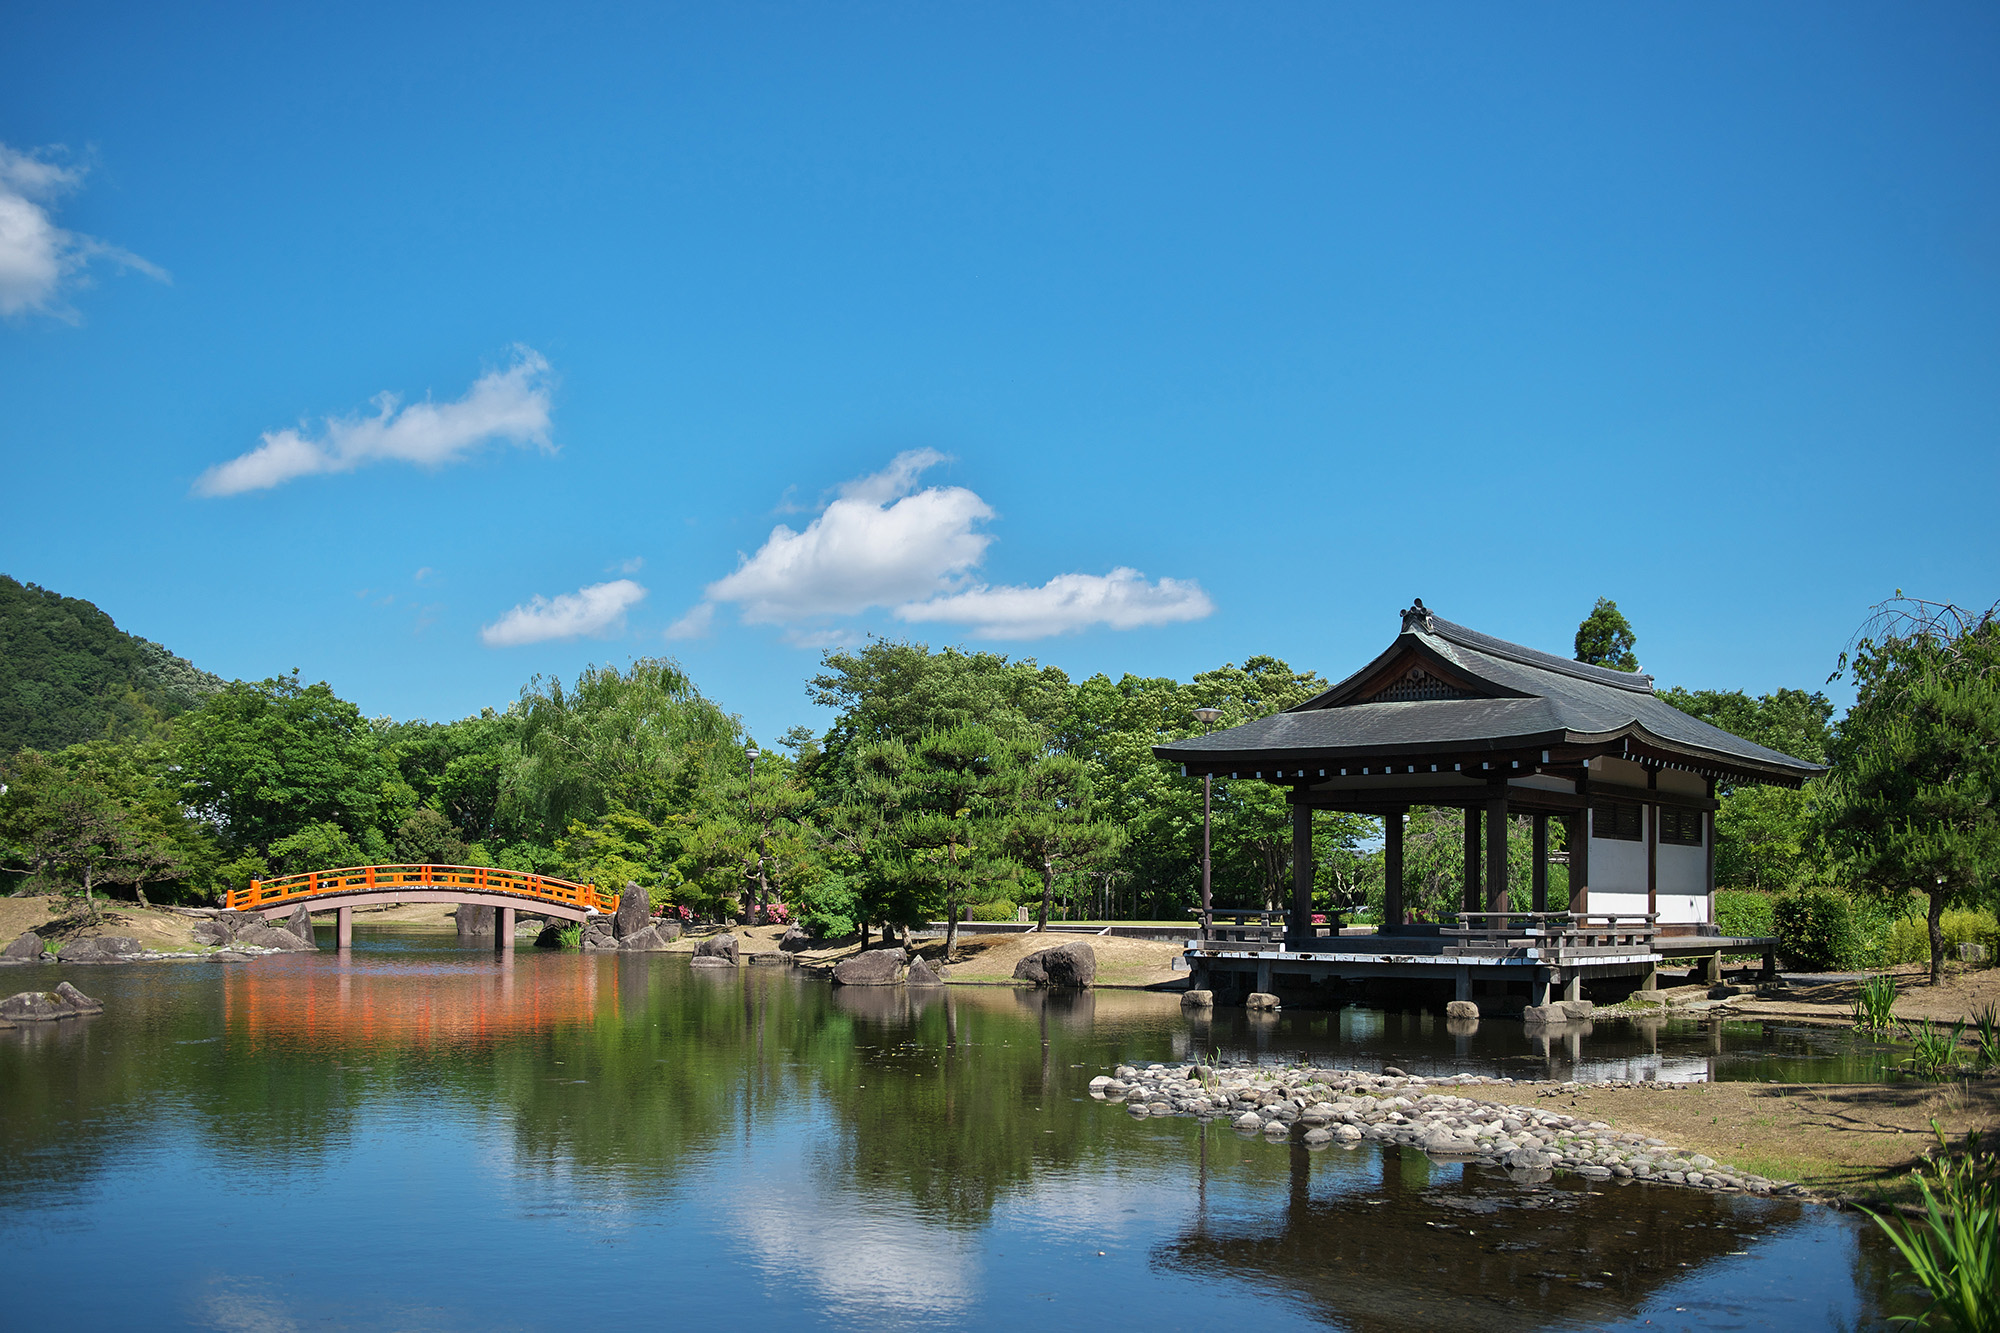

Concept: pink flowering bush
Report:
left=761, top=902, right=790, bottom=926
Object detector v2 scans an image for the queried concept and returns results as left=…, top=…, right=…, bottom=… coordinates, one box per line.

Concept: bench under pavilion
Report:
left=1153, top=601, right=1823, bottom=1007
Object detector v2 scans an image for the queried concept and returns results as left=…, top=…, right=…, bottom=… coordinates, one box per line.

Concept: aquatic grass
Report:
left=1862, top=1125, right=1999, bottom=1332
left=1905, top=1019, right=1969, bottom=1081
left=1855, top=974, right=1899, bottom=1032
left=558, top=924, right=581, bottom=949
left=1972, top=1005, right=2000, bottom=1072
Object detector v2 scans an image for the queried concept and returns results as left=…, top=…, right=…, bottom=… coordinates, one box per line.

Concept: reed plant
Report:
left=1975, top=1005, right=2000, bottom=1072
left=1863, top=1125, right=1998, bottom=1332
left=1855, top=974, right=1899, bottom=1032
left=1906, top=1018, right=1969, bottom=1081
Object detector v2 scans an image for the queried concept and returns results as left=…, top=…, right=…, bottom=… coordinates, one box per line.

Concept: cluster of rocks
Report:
left=1010, top=941, right=1096, bottom=989
left=571, top=884, right=685, bottom=952
left=830, top=947, right=943, bottom=986
left=1, top=906, right=320, bottom=966
left=0, top=981, right=104, bottom=1022
left=1090, top=1061, right=1793, bottom=1198
left=691, top=933, right=741, bottom=968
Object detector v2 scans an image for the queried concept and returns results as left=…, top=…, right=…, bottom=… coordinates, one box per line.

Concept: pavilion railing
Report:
left=1197, top=909, right=1287, bottom=953
left=227, top=864, right=617, bottom=915
left=1442, top=911, right=1657, bottom=960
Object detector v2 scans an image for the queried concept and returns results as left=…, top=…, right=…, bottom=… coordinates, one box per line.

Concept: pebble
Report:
left=1088, top=1059, right=1786, bottom=1199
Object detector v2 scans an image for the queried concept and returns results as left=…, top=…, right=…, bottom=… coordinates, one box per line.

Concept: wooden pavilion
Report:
left=1154, top=602, right=1823, bottom=1006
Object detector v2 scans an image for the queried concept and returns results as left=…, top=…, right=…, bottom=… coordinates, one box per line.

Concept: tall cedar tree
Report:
left=1574, top=598, right=1640, bottom=672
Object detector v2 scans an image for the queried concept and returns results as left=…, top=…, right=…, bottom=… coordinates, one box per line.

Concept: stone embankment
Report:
left=1092, top=1061, right=1796, bottom=1199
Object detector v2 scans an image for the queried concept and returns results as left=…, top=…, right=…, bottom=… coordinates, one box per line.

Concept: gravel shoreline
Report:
left=1092, top=1060, right=1800, bottom=1199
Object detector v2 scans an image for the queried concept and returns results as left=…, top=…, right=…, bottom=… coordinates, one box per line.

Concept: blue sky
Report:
left=3, top=2, right=1996, bottom=745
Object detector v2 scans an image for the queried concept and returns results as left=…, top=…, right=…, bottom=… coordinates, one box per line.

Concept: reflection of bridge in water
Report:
left=222, top=957, right=615, bottom=1050
left=227, top=865, right=619, bottom=948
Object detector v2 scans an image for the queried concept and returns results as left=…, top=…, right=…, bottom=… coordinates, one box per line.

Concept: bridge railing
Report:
left=229, top=865, right=617, bottom=915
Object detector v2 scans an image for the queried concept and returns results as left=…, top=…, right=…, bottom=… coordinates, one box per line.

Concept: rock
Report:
left=1040, top=942, right=1096, bottom=989
left=1382, top=1067, right=1408, bottom=1078
left=1245, top=992, right=1280, bottom=1010
left=1233, top=1112, right=1263, bottom=1131
left=694, top=933, right=740, bottom=965
left=833, top=947, right=905, bottom=986
left=906, top=956, right=943, bottom=986
left=1559, top=999, right=1594, bottom=1020
left=235, top=924, right=316, bottom=952
left=1521, top=1003, right=1566, bottom=1025
left=1, top=981, right=104, bottom=1021
left=191, top=920, right=231, bottom=947
left=1958, top=942, right=1988, bottom=963
left=1181, top=989, right=1213, bottom=1008
left=456, top=904, right=496, bottom=940
left=55, top=935, right=146, bottom=963
left=613, top=882, right=652, bottom=939
left=1504, top=1146, right=1554, bottom=1171
left=617, top=923, right=676, bottom=952
left=1089, top=1075, right=1113, bottom=1091
left=2, top=931, right=45, bottom=961
left=285, top=903, right=315, bottom=945
left=689, top=956, right=735, bottom=968
left=533, top=923, right=568, bottom=949
left=779, top=924, right=815, bottom=953
left=1445, top=1000, right=1480, bottom=1020
left=1011, top=952, right=1049, bottom=985
left=1303, top=1127, right=1333, bottom=1146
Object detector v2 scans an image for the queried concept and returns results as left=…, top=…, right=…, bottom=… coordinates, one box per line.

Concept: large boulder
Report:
left=1444, top=1000, right=1480, bottom=1020
left=456, top=904, right=496, bottom=940
left=236, top=924, right=316, bottom=952
left=779, top=924, right=815, bottom=953
left=694, top=933, right=740, bottom=965
left=284, top=903, right=316, bottom=945
left=906, top=956, right=943, bottom=986
left=617, top=923, right=676, bottom=952
left=191, top=920, right=231, bottom=948
left=1180, top=989, right=1214, bottom=1008
left=2, top=931, right=46, bottom=961
left=832, top=947, right=905, bottom=986
left=613, top=882, right=652, bottom=939
left=56, top=935, right=145, bottom=963
left=0, top=981, right=104, bottom=1021
left=533, top=923, right=569, bottom=949
left=579, top=917, right=619, bottom=951
left=1012, top=952, right=1048, bottom=985
left=1244, top=992, right=1281, bottom=1010
left=1040, top=942, right=1096, bottom=989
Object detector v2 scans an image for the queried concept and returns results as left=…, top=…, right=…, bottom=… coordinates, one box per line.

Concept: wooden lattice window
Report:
left=1591, top=800, right=1642, bottom=842
left=1659, top=808, right=1704, bottom=847
left=1369, top=665, right=1474, bottom=703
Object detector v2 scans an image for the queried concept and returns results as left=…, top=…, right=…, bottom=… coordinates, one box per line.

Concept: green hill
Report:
left=0, top=575, right=225, bottom=753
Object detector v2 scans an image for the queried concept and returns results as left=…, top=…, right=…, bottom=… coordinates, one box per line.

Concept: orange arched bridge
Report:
left=227, top=865, right=618, bottom=949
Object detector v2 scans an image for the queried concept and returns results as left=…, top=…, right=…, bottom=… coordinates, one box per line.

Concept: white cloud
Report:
left=480, top=579, right=646, bottom=647
left=701, top=449, right=992, bottom=622
left=194, top=348, right=554, bottom=497
left=676, top=451, right=1217, bottom=642
left=896, top=567, right=1215, bottom=639
left=0, top=143, right=167, bottom=320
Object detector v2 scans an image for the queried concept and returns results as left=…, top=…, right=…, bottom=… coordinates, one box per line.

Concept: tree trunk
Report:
left=944, top=889, right=958, bottom=959
left=1928, top=891, right=1946, bottom=986
left=84, top=862, right=98, bottom=923
left=860, top=918, right=870, bottom=949
left=136, top=880, right=151, bottom=909
left=1038, top=857, right=1055, bottom=931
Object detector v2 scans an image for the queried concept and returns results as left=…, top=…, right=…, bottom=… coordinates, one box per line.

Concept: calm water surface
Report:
left=0, top=933, right=1913, bottom=1330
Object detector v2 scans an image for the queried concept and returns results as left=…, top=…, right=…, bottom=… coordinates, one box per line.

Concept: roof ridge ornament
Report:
left=1400, top=599, right=1435, bottom=634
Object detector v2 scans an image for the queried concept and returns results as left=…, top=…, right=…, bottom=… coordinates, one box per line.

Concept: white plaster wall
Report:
left=1658, top=841, right=1706, bottom=894
left=1589, top=756, right=1649, bottom=787
left=1589, top=891, right=1650, bottom=917
left=1655, top=894, right=1707, bottom=924
left=1588, top=831, right=1647, bottom=893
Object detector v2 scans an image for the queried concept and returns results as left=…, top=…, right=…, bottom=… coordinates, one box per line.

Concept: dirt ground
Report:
left=1734, top=963, right=2000, bottom=1027
left=0, top=894, right=209, bottom=953
left=1519, top=1076, right=2000, bottom=1202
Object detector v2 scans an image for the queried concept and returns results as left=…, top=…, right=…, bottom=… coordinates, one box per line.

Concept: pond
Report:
left=0, top=934, right=1915, bottom=1330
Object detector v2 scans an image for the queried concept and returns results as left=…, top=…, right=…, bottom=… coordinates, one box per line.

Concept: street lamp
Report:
left=1192, top=707, right=1222, bottom=935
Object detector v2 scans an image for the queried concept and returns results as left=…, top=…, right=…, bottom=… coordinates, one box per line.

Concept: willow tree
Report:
left=1820, top=597, right=2000, bottom=984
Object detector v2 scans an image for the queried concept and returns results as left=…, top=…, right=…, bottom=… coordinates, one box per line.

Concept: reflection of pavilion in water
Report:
left=223, top=957, right=613, bottom=1050
left=1161, top=1134, right=1800, bottom=1332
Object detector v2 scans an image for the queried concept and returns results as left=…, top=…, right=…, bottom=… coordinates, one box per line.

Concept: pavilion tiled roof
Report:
left=1155, top=605, right=1826, bottom=786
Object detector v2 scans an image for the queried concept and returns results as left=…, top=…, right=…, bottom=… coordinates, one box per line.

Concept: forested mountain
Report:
left=0, top=575, right=225, bottom=752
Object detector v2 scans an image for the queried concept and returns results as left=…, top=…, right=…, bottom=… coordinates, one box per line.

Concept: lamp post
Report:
left=1193, top=707, right=1222, bottom=934
left=745, top=744, right=764, bottom=924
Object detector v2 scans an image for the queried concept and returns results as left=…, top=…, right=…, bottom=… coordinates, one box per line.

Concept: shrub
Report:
left=1884, top=909, right=2000, bottom=968
left=760, top=901, right=790, bottom=926
left=1773, top=888, right=1858, bottom=970
left=967, top=899, right=1018, bottom=922
left=1716, top=889, right=1776, bottom=939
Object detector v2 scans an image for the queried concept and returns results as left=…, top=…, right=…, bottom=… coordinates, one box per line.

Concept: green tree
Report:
left=0, top=750, right=137, bottom=919
left=1574, top=597, right=1639, bottom=671
left=1007, top=754, right=1124, bottom=930
left=175, top=672, right=390, bottom=854
left=1661, top=685, right=1834, bottom=892
left=887, top=725, right=1029, bottom=957
left=1819, top=598, right=2000, bottom=983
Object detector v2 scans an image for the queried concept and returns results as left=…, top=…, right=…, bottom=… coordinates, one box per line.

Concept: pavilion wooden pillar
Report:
left=1568, top=810, right=1589, bottom=913
left=1383, top=808, right=1406, bottom=932
left=1291, top=797, right=1314, bottom=943
left=1485, top=791, right=1509, bottom=913
left=1461, top=807, right=1481, bottom=914
left=1531, top=815, right=1549, bottom=913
